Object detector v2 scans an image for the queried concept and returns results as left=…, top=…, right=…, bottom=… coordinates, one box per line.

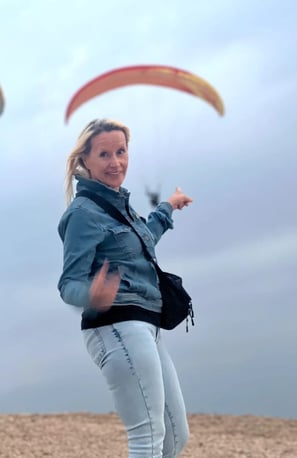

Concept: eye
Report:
left=99, top=151, right=109, bottom=158
left=117, top=148, right=126, bottom=156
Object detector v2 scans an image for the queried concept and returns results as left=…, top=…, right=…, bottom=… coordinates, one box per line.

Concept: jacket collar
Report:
left=75, top=175, right=130, bottom=207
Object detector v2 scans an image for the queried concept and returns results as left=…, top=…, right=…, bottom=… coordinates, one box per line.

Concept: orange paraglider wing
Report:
left=0, top=86, right=5, bottom=116
left=65, top=65, right=225, bottom=123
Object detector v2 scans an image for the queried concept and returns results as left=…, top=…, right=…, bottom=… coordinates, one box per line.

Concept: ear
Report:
left=79, top=156, right=88, bottom=170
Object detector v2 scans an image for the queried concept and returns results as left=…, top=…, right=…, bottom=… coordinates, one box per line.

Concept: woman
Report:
left=58, top=118, right=193, bottom=457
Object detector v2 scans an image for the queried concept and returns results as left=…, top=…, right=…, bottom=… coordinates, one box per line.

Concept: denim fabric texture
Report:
left=58, top=176, right=189, bottom=456
left=82, top=321, right=189, bottom=458
left=58, top=176, right=174, bottom=314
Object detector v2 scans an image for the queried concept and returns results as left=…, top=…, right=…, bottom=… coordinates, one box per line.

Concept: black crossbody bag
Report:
left=76, top=190, right=195, bottom=332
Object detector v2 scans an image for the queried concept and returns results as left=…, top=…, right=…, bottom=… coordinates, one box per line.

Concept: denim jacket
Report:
left=57, top=176, right=174, bottom=314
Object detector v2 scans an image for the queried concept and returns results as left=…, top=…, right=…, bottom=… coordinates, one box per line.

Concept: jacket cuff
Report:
left=155, top=201, right=174, bottom=229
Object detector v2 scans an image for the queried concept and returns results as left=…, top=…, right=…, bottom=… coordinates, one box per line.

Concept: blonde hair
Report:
left=65, top=118, right=130, bottom=205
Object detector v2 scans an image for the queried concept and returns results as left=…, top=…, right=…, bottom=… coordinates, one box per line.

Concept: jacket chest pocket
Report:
left=110, top=225, right=142, bottom=259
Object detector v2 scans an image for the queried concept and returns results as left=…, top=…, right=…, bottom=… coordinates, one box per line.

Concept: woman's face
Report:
left=83, top=130, right=128, bottom=189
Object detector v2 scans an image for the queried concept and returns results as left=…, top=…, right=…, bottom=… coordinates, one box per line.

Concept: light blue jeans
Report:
left=82, top=320, right=189, bottom=457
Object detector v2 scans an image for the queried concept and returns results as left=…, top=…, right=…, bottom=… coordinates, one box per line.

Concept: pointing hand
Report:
left=167, top=187, right=193, bottom=210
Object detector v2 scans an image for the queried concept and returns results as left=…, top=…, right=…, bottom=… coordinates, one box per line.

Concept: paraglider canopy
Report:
left=64, top=65, right=225, bottom=208
left=0, top=86, right=5, bottom=116
left=65, top=64, right=225, bottom=123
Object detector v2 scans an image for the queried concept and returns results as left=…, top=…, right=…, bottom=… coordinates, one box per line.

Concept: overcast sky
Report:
left=1, top=0, right=296, bottom=419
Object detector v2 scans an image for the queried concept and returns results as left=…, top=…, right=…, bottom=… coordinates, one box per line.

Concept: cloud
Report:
left=162, top=228, right=297, bottom=289
left=0, top=0, right=297, bottom=417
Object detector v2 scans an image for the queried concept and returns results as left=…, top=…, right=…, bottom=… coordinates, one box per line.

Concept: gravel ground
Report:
left=0, top=412, right=296, bottom=457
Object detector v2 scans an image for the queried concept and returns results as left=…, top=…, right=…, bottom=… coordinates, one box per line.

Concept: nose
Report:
left=109, top=154, right=120, bottom=167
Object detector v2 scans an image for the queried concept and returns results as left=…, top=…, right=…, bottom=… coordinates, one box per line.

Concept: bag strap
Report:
left=77, top=190, right=194, bottom=331
left=76, top=190, right=156, bottom=265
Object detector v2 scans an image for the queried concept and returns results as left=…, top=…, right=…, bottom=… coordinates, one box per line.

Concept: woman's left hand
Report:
left=167, top=187, right=193, bottom=210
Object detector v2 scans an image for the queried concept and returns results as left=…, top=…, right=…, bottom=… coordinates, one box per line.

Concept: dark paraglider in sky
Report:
left=64, top=64, right=225, bottom=206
